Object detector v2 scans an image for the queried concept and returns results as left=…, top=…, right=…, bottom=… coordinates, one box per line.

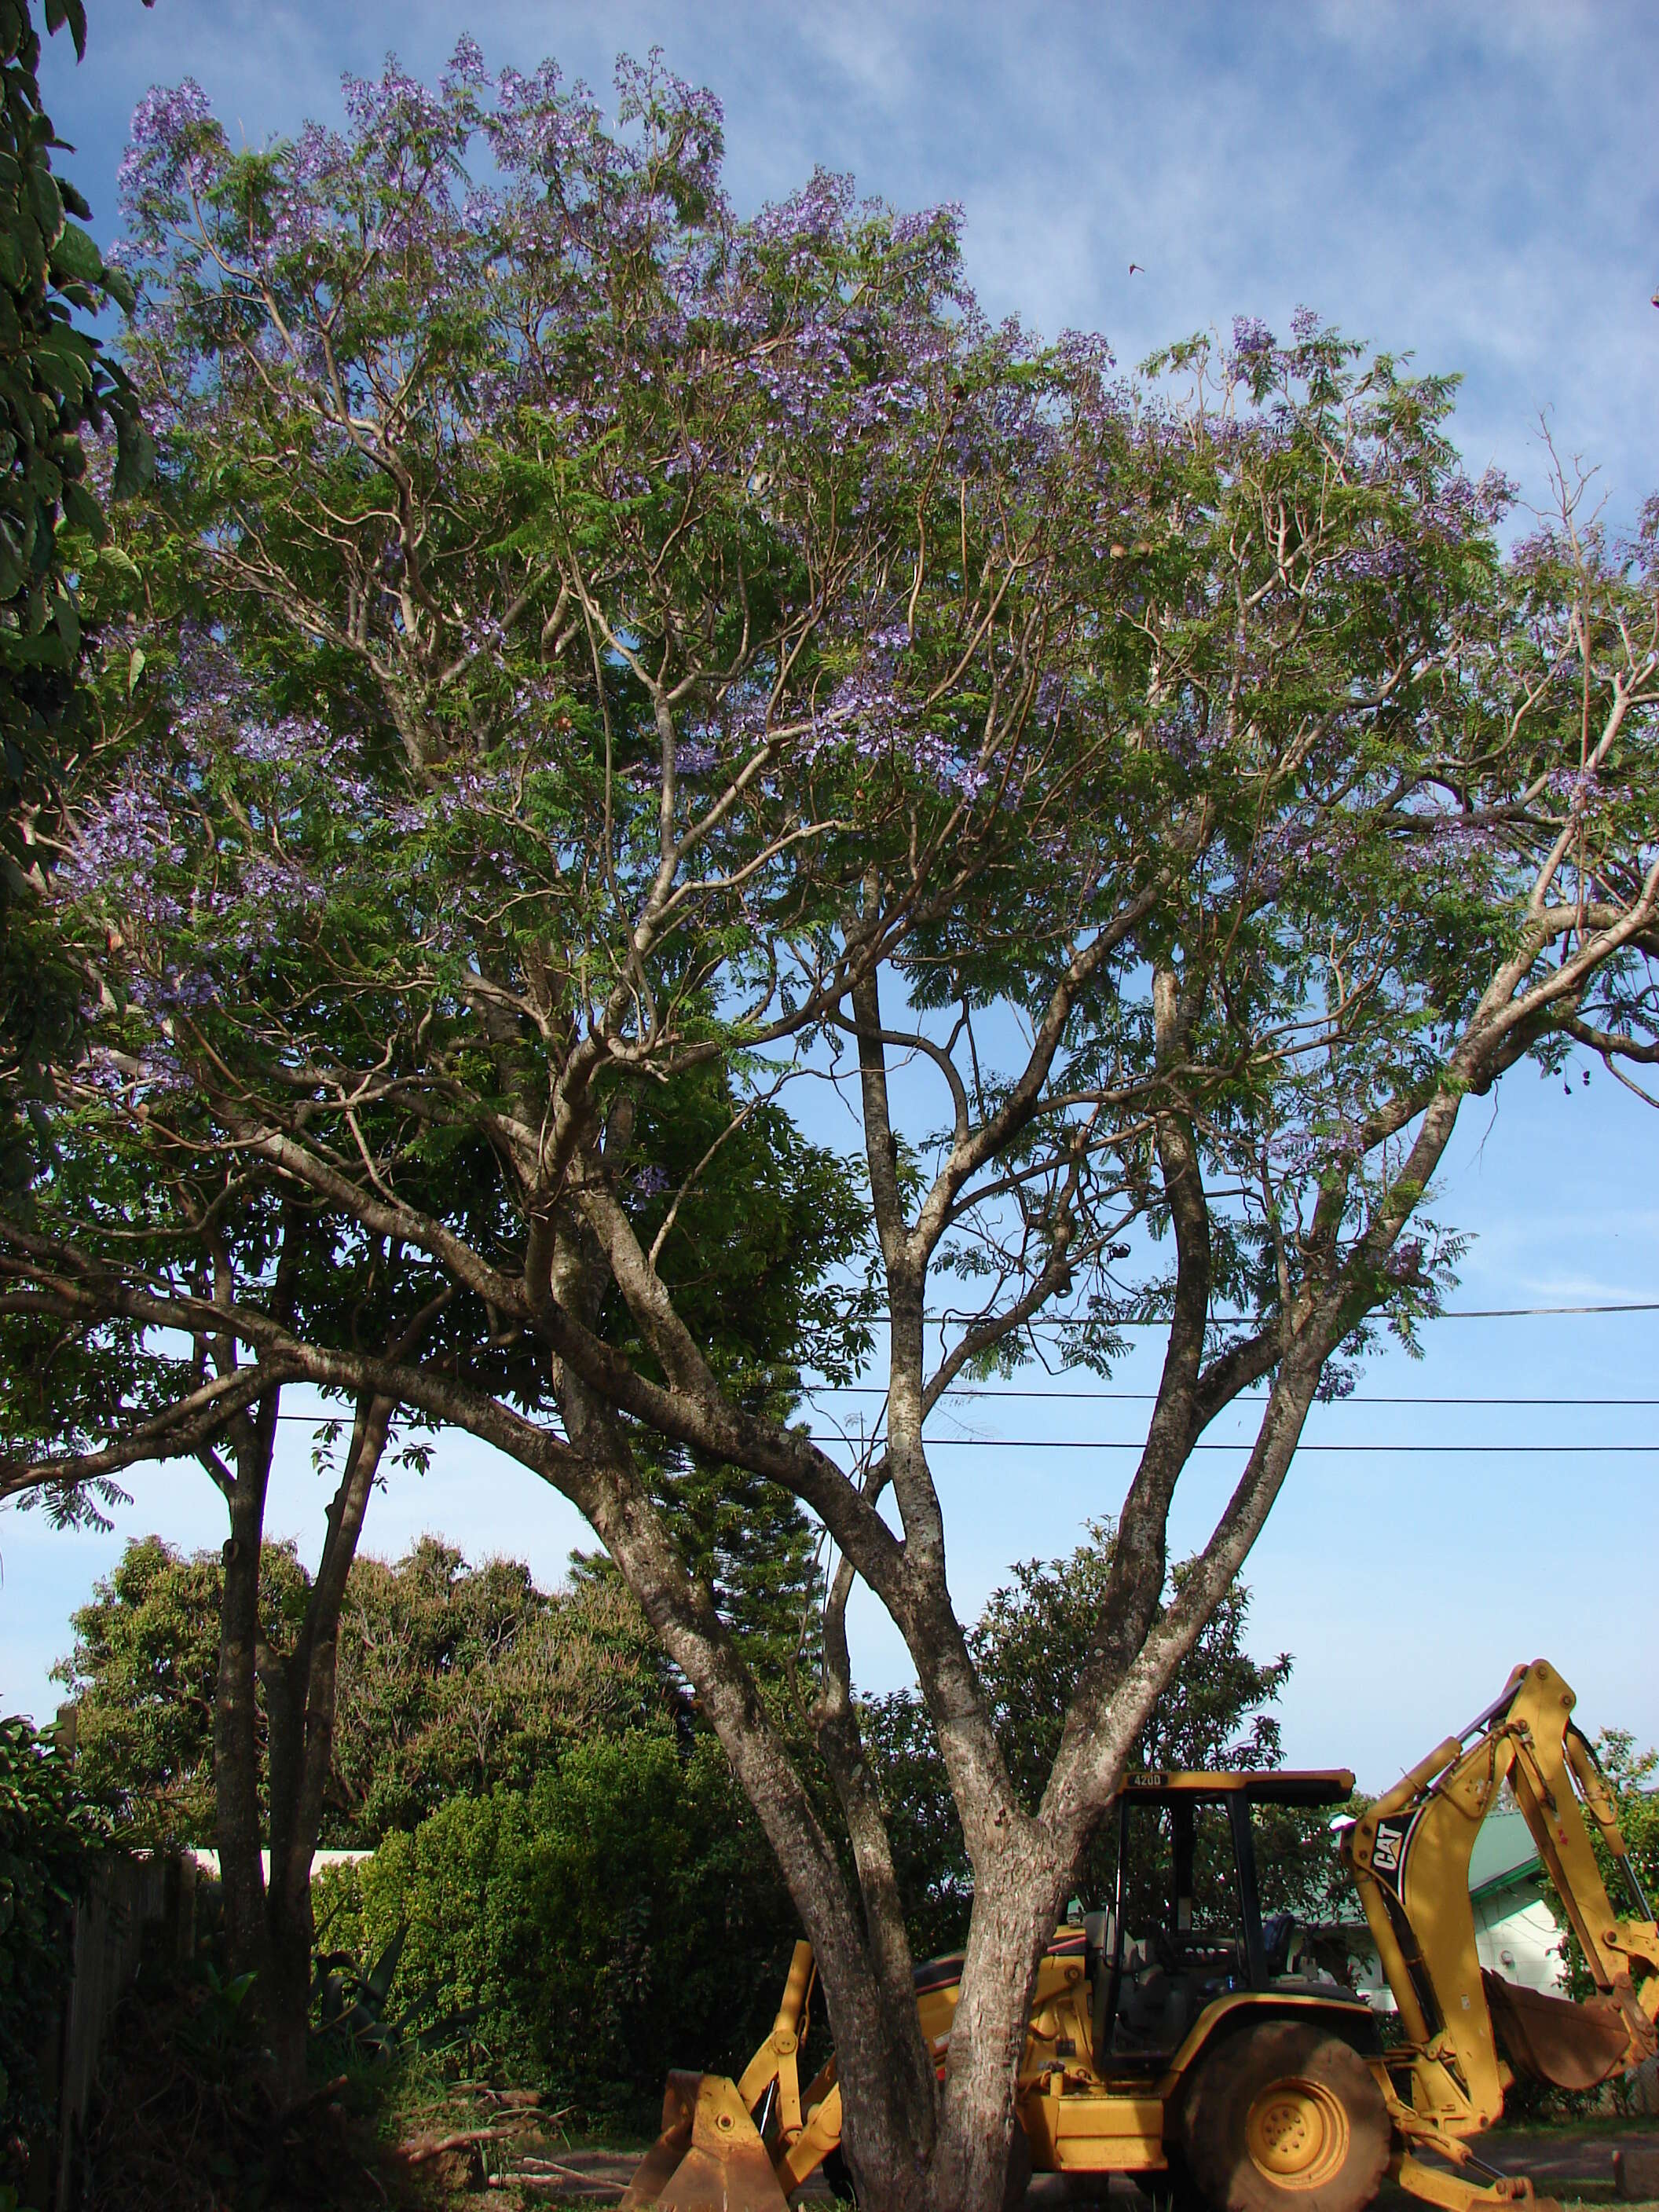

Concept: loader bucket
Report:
left=619, top=2069, right=792, bottom=2212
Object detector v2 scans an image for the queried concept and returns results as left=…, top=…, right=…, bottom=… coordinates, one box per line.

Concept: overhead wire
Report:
left=912, top=1299, right=1659, bottom=1324
left=804, top=1439, right=1657, bottom=1456
left=805, top=1387, right=1659, bottom=1406
left=258, top=1295, right=1657, bottom=1446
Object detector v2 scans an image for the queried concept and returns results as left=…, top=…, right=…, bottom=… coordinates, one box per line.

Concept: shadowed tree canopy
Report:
left=1, top=0, right=152, bottom=1192
left=3, top=42, right=1658, bottom=2210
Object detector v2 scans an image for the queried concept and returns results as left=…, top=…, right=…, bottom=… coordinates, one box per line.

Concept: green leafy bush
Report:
left=0, top=1714, right=105, bottom=2170
left=312, top=1734, right=798, bottom=2124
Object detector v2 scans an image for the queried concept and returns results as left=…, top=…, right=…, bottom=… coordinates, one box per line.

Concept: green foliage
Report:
left=0, top=1712, right=106, bottom=2159
left=862, top=1529, right=1337, bottom=1954
left=330, top=1540, right=682, bottom=1840
left=311, top=1920, right=474, bottom=2065
left=72, top=1954, right=401, bottom=2212
left=573, top=1072, right=870, bottom=1692
left=167, top=1958, right=260, bottom=2082
left=0, top=0, right=152, bottom=1193
left=1591, top=1729, right=1659, bottom=1901
left=54, top=1533, right=684, bottom=1847
left=971, top=1525, right=1292, bottom=1798
left=51, top=1533, right=307, bottom=1845
left=1548, top=1729, right=1659, bottom=2005
left=312, top=1733, right=798, bottom=2126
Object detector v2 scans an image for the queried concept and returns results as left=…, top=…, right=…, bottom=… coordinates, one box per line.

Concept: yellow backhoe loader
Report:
left=622, top=1660, right=1658, bottom=2212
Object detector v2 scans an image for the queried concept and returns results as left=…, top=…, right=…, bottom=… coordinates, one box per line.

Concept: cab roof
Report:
left=1121, top=1769, right=1355, bottom=1807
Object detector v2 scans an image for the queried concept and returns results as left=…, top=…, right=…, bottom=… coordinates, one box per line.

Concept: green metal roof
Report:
left=1467, top=1810, right=1543, bottom=1903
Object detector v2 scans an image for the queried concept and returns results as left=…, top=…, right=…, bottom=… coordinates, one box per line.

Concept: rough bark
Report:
left=214, top=1409, right=275, bottom=1993
left=259, top=1393, right=394, bottom=2102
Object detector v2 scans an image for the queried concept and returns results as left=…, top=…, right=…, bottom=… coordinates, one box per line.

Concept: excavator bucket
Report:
left=1481, top=1972, right=1634, bottom=2093
left=619, top=2070, right=791, bottom=2212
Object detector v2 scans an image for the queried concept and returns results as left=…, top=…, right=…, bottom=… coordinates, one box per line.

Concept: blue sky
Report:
left=6, top=0, right=1657, bottom=1786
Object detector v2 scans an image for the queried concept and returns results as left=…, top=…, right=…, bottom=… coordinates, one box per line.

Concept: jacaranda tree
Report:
left=3, top=46, right=1657, bottom=2207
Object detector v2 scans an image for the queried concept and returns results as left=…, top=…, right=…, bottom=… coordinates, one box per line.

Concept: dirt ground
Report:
left=388, top=2124, right=1659, bottom=2210
left=1384, top=2126, right=1659, bottom=2210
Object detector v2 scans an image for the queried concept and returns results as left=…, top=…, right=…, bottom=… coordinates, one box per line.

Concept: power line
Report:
left=265, top=1412, right=1654, bottom=1453
left=270, top=1393, right=1659, bottom=1421
left=1425, top=1302, right=1659, bottom=1317
left=807, top=1387, right=1659, bottom=1407
left=916, top=1299, right=1659, bottom=1326
left=818, top=1438, right=1657, bottom=1456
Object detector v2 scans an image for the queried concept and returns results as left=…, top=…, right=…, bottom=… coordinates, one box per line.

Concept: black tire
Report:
left=1177, top=2022, right=1390, bottom=2212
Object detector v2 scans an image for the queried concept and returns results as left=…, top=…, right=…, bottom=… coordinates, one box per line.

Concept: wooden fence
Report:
left=27, top=1852, right=196, bottom=2212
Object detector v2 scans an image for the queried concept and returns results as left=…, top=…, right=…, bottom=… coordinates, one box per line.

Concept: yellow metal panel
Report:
left=1018, top=2083, right=1166, bottom=2173
left=778, top=2084, right=844, bottom=2195
left=621, top=2072, right=791, bottom=2212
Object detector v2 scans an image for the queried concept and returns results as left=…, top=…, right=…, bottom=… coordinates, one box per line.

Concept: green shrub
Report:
left=313, top=1733, right=800, bottom=2124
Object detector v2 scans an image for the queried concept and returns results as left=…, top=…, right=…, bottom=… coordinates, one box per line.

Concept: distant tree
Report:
left=1598, top=1733, right=1659, bottom=1902
left=52, top=1530, right=302, bottom=1845
left=1547, top=1729, right=1659, bottom=2004
left=970, top=1523, right=1291, bottom=1800
left=53, top=1532, right=685, bottom=1846
left=330, top=1538, right=683, bottom=1837
left=1, top=0, right=151, bottom=1192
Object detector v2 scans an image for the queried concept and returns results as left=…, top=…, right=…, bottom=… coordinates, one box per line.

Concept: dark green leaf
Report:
left=59, top=475, right=101, bottom=537
left=46, top=218, right=100, bottom=285
left=42, top=0, right=87, bottom=60
left=111, top=419, right=155, bottom=500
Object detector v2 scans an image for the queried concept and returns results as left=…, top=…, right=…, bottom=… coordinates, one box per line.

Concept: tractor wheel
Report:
left=1178, top=2022, right=1390, bottom=2212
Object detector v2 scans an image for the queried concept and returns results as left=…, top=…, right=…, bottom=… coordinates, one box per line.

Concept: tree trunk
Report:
left=926, top=1848, right=1075, bottom=2212
left=214, top=1409, right=276, bottom=2000
left=210, top=1356, right=394, bottom=2108
left=795, top=1817, right=1075, bottom=2212
left=259, top=1394, right=392, bottom=2106
left=260, top=1907, right=315, bottom=2106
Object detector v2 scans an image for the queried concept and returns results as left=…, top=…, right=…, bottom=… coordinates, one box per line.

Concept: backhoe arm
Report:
left=1346, top=1661, right=1657, bottom=2212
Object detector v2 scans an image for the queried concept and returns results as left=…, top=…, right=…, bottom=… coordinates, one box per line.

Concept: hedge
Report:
left=313, top=1731, right=803, bottom=2122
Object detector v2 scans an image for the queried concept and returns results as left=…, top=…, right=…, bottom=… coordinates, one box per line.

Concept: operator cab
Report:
left=1085, top=1769, right=1359, bottom=2068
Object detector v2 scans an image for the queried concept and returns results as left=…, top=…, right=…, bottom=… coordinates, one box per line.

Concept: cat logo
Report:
left=1373, top=1820, right=1408, bottom=1873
